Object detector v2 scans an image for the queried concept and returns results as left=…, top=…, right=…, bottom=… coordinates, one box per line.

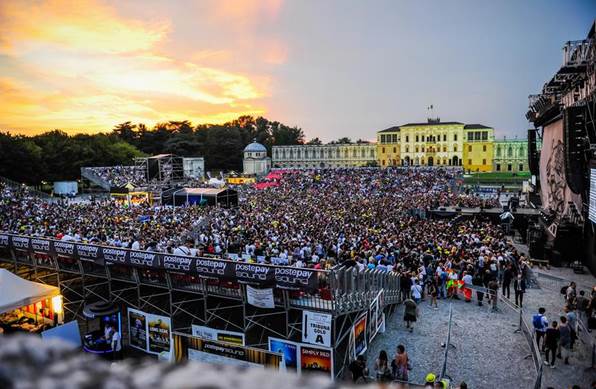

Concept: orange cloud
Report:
left=0, top=0, right=270, bottom=135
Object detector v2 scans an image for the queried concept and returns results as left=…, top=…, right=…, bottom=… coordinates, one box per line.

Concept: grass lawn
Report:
left=463, top=171, right=530, bottom=184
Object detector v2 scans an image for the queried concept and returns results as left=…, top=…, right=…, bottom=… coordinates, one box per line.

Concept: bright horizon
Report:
left=0, top=0, right=594, bottom=141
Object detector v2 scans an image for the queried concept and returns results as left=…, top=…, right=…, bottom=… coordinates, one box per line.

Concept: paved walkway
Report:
left=367, top=296, right=534, bottom=388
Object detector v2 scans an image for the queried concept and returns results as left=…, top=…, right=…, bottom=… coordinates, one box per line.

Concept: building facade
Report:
left=243, top=140, right=271, bottom=176
left=463, top=124, right=495, bottom=172
left=493, top=137, right=540, bottom=173
left=272, top=143, right=376, bottom=169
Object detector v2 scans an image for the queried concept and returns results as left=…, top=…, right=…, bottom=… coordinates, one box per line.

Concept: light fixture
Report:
left=52, top=295, right=63, bottom=315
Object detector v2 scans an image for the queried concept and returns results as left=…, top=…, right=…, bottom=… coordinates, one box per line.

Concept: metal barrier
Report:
left=439, top=303, right=454, bottom=381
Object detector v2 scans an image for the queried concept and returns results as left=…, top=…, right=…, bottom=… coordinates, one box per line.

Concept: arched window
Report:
left=405, top=146, right=409, bottom=153
left=454, top=145, right=458, bottom=152
left=496, top=146, right=501, bottom=157
left=508, top=147, right=513, bottom=157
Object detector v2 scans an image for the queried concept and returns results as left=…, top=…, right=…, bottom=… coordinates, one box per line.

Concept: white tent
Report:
left=0, top=269, right=60, bottom=314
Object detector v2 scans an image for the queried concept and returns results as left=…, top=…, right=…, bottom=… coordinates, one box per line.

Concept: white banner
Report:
left=246, top=285, right=275, bottom=308
left=191, top=324, right=245, bottom=346
left=302, top=310, right=332, bottom=347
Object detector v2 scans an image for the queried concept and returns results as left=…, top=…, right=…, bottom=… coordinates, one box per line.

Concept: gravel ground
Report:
left=367, top=296, right=535, bottom=388
left=522, top=269, right=596, bottom=389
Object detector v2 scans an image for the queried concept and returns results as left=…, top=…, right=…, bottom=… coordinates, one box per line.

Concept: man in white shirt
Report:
left=411, top=282, right=423, bottom=303
left=111, top=327, right=122, bottom=361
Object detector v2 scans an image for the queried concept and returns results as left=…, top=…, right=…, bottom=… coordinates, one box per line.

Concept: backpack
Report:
left=560, top=286, right=568, bottom=295
left=532, top=314, right=544, bottom=330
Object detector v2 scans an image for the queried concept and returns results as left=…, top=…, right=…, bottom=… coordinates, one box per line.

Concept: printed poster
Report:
left=269, top=337, right=299, bottom=372
left=128, top=309, right=147, bottom=350
left=147, top=314, right=172, bottom=354
left=246, top=285, right=275, bottom=308
left=353, top=313, right=367, bottom=356
left=300, top=344, right=333, bottom=378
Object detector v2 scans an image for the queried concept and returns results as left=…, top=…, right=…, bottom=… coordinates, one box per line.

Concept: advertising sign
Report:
left=353, top=313, right=367, bottom=356
left=302, top=310, right=332, bottom=347
left=173, top=333, right=282, bottom=369
left=246, top=285, right=275, bottom=308
left=127, top=308, right=171, bottom=355
left=268, top=337, right=299, bottom=372
left=300, top=345, right=333, bottom=378
left=191, top=324, right=245, bottom=346
left=128, top=309, right=147, bottom=351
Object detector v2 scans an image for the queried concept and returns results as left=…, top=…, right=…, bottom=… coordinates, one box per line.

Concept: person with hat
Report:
left=424, top=373, right=436, bottom=388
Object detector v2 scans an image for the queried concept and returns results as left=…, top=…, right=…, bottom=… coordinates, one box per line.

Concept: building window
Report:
left=508, top=147, right=513, bottom=157
left=454, top=134, right=458, bottom=141
left=507, top=164, right=512, bottom=171
left=380, top=135, right=385, bottom=143
left=496, top=164, right=501, bottom=171
left=483, top=145, right=487, bottom=152
left=392, top=134, right=398, bottom=143
left=468, top=132, right=474, bottom=141
left=422, top=135, right=425, bottom=142
left=443, top=146, right=447, bottom=152
left=406, top=135, right=409, bottom=142
left=382, top=147, right=385, bottom=153
left=415, top=147, right=419, bottom=153
left=454, top=145, right=457, bottom=152
left=482, top=132, right=488, bottom=141
left=443, top=134, right=446, bottom=141
left=422, top=147, right=425, bottom=152
left=370, top=149, right=374, bottom=157
left=519, top=164, right=524, bottom=171
left=406, top=146, right=409, bottom=153
left=361, top=149, right=365, bottom=157
left=496, top=146, right=501, bottom=157
left=468, top=159, right=472, bottom=165
left=353, top=149, right=357, bottom=157
left=393, top=147, right=396, bottom=153
left=468, top=145, right=472, bottom=152
left=482, top=159, right=486, bottom=165
left=382, top=160, right=386, bottom=166
left=474, top=131, right=481, bottom=140
left=416, top=135, right=419, bottom=142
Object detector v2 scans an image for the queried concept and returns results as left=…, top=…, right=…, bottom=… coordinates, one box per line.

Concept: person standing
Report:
left=428, top=280, right=438, bottom=309
left=544, top=321, right=560, bottom=368
left=403, top=297, right=418, bottom=333
left=411, top=282, right=423, bottom=304
left=532, top=307, right=548, bottom=352
left=472, top=271, right=484, bottom=307
left=111, top=325, right=122, bottom=361
left=558, top=316, right=572, bottom=365
left=513, top=273, right=526, bottom=308
left=374, top=350, right=392, bottom=382
left=502, top=264, right=513, bottom=299
left=393, top=344, right=409, bottom=382
left=348, top=355, right=368, bottom=383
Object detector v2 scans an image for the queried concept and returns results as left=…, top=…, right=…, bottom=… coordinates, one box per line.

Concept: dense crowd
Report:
left=84, top=166, right=145, bottom=188
left=1, top=168, right=503, bottom=266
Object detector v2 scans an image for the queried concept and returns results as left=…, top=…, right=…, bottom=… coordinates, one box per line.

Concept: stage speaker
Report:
left=564, top=106, right=587, bottom=194
left=527, top=128, right=539, bottom=176
left=147, top=158, right=159, bottom=181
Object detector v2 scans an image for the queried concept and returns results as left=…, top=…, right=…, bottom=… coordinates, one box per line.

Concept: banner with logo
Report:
left=0, top=233, right=320, bottom=289
left=246, top=285, right=275, bottom=308
left=173, top=333, right=282, bottom=369
left=302, top=310, right=332, bottom=347
left=127, top=307, right=171, bottom=356
left=300, top=344, right=333, bottom=378
left=191, top=324, right=245, bottom=346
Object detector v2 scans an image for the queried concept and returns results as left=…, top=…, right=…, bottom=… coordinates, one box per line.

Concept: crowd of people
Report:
left=83, top=166, right=145, bottom=188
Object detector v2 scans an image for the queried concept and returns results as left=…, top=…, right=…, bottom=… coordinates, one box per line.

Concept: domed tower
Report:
left=243, top=139, right=271, bottom=176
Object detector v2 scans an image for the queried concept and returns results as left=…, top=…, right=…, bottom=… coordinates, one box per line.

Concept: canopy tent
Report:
left=166, top=187, right=238, bottom=207
left=0, top=269, right=60, bottom=314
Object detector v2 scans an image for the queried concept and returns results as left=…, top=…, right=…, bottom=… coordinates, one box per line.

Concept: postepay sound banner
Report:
left=173, top=333, right=282, bottom=369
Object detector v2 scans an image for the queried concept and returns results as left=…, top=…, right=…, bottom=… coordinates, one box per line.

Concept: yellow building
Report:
left=376, top=119, right=495, bottom=170
left=462, top=124, right=494, bottom=172
left=377, top=126, right=401, bottom=167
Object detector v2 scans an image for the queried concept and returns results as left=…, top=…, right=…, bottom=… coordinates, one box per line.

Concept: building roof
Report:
left=244, top=140, right=267, bottom=153
left=400, top=121, right=464, bottom=127
left=378, top=126, right=401, bottom=133
left=464, top=124, right=492, bottom=129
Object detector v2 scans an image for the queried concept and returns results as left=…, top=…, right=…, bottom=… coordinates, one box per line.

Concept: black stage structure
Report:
left=526, top=20, right=596, bottom=273
left=0, top=233, right=400, bottom=379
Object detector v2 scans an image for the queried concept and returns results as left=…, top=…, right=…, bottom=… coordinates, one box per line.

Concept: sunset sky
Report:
left=0, top=0, right=594, bottom=141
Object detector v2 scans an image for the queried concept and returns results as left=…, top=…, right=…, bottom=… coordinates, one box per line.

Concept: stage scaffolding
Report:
left=0, top=235, right=400, bottom=379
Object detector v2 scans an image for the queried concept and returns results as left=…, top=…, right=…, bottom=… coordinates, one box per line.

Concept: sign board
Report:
left=590, top=168, right=596, bottom=223
left=300, top=344, right=334, bottom=378
left=128, top=307, right=172, bottom=356
left=246, top=285, right=275, bottom=308
left=191, top=325, right=245, bottom=346
left=302, top=310, right=332, bottom=347
left=353, top=313, right=367, bottom=356
left=269, top=337, right=300, bottom=372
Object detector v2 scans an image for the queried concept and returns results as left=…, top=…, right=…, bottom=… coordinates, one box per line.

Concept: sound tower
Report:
left=147, top=157, right=159, bottom=181
left=564, top=106, right=588, bottom=194
left=527, top=128, right=539, bottom=176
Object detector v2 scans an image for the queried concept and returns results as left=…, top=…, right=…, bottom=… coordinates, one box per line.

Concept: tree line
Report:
left=0, top=115, right=371, bottom=184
